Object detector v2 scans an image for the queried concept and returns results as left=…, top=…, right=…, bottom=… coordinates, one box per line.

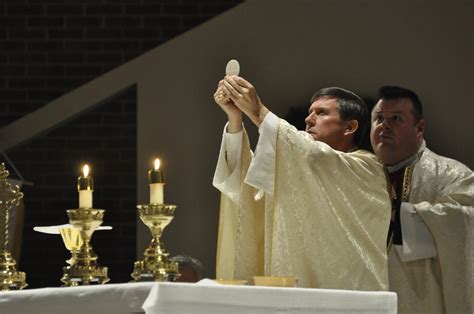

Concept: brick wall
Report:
left=0, top=0, right=242, bottom=288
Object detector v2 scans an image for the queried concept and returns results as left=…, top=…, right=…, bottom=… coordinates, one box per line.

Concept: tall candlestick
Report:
left=78, top=164, right=94, bottom=208
left=148, top=159, right=164, bottom=204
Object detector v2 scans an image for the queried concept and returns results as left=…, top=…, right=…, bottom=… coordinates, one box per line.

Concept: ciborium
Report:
left=131, top=203, right=180, bottom=282
left=60, top=207, right=109, bottom=286
left=0, top=163, right=27, bottom=290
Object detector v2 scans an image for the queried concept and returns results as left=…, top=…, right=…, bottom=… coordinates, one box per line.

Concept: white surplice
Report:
left=387, top=148, right=474, bottom=314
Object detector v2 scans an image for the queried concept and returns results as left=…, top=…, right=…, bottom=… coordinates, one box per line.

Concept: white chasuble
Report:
left=216, top=119, right=391, bottom=291
left=388, top=148, right=474, bottom=314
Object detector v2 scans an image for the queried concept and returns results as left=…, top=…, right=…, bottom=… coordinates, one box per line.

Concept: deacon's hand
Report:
left=214, top=80, right=242, bottom=133
left=221, top=76, right=269, bottom=128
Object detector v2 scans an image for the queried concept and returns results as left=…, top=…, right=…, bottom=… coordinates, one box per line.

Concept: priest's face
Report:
left=305, top=96, right=349, bottom=150
left=370, top=98, right=425, bottom=166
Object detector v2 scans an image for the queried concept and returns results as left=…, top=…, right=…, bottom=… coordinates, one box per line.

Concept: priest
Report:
left=370, top=86, right=473, bottom=314
left=213, top=76, right=392, bottom=291
left=214, top=75, right=473, bottom=313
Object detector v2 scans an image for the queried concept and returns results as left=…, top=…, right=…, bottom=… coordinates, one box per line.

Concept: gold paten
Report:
left=60, top=208, right=109, bottom=286
left=214, top=279, right=248, bottom=285
left=253, top=276, right=298, bottom=287
left=131, top=204, right=179, bottom=282
left=0, top=163, right=27, bottom=291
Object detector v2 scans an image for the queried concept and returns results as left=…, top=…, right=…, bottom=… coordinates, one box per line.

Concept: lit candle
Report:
left=77, top=164, right=94, bottom=208
left=148, top=159, right=164, bottom=204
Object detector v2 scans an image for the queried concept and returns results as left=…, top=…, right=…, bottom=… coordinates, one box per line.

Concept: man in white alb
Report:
left=213, top=75, right=392, bottom=291
left=370, top=86, right=473, bottom=314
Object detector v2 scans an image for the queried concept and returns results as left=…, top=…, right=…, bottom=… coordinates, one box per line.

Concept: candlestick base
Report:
left=60, top=208, right=109, bottom=286
left=131, top=204, right=180, bottom=282
left=0, top=251, right=27, bottom=291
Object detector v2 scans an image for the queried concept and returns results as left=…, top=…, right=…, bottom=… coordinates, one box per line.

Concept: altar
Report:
left=0, top=281, right=397, bottom=314
left=0, top=146, right=397, bottom=314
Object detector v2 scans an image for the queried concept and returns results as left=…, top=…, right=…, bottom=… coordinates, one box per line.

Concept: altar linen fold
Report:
left=214, top=118, right=392, bottom=291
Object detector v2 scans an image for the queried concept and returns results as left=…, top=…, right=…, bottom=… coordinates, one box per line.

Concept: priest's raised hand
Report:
left=220, top=75, right=269, bottom=128
left=214, top=77, right=243, bottom=134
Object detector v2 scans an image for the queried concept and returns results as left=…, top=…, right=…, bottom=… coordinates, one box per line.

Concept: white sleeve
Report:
left=244, top=112, right=280, bottom=195
left=224, top=129, right=241, bottom=172
left=212, top=123, right=244, bottom=204
left=395, top=202, right=438, bottom=262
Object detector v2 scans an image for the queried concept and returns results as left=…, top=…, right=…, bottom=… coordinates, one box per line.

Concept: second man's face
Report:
left=305, top=96, right=348, bottom=150
left=370, top=98, right=424, bottom=166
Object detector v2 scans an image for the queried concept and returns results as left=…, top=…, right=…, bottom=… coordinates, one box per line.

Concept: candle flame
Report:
left=154, top=159, right=161, bottom=171
left=83, top=164, right=90, bottom=177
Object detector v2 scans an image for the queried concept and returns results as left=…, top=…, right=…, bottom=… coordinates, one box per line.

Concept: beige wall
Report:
left=137, top=0, right=473, bottom=277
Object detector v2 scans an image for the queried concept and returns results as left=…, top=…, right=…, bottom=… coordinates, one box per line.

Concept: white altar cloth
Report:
left=0, top=281, right=397, bottom=314
left=144, top=281, right=397, bottom=314
left=0, top=282, right=154, bottom=314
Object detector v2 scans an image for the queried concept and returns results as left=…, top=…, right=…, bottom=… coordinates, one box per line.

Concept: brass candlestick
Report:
left=60, top=208, right=109, bottom=286
left=0, top=163, right=27, bottom=291
left=131, top=203, right=180, bottom=282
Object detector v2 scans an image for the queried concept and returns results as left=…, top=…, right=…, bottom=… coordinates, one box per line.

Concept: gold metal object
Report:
left=402, top=165, right=414, bottom=202
left=131, top=204, right=180, bottom=282
left=214, top=279, right=248, bottom=285
left=77, top=164, right=94, bottom=191
left=148, top=169, right=164, bottom=184
left=385, top=165, right=415, bottom=252
left=253, top=276, right=298, bottom=287
left=77, top=176, right=94, bottom=191
left=60, top=208, right=109, bottom=286
left=59, top=227, right=83, bottom=251
left=148, top=159, right=163, bottom=184
left=0, top=163, right=27, bottom=290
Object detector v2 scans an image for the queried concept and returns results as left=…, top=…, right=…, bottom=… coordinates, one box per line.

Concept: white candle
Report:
left=149, top=159, right=164, bottom=204
left=78, top=164, right=93, bottom=208
left=79, top=190, right=92, bottom=209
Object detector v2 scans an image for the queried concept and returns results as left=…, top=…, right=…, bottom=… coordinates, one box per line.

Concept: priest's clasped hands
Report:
left=214, top=75, right=269, bottom=128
